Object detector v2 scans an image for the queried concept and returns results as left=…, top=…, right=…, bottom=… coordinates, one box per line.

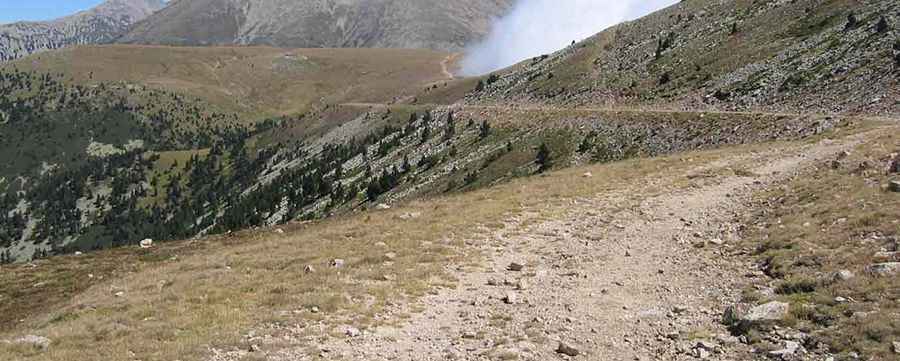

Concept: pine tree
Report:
left=443, top=111, right=455, bottom=141
left=479, top=120, right=491, bottom=139
left=536, top=143, right=552, bottom=173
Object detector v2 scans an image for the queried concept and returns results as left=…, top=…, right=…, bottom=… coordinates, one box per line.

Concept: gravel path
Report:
left=294, top=130, right=874, bottom=361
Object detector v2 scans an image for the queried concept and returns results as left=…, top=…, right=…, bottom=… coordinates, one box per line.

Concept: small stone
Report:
left=507, top=262, right=525, bottom=271
left=274, top=228, right=285, bottom=234
left=583, top=172, right=593, bottom=178
left=833, top=269, right=854, bottom=281
left=304, top=265, right=316, bottom=273
left=709, top=238, right=725, bottom=246
left=310, top=306, right=320, bottom=313
left=769, top=341, right=801, bottom=358
left=345, top=327, right=361, bottom=337
left=384, top=252, right=397, bottom=260
left=398, top=212, right=421, bottom=220
left=892, top=341, right=900, bottom=354
left=375, top=203, right=391, bottom=210
left=249, top=344, right=261, bottom=352
left=462, top=331, right=477, bottom=339
left=515, top=279, right=528, bottom=290
left=114, top=291, right=125, bottom=297
left=889, top=180, right=900, bottom=193
left=331, top=259, right=346, bottom=268
left=834, top=296, right=848, bottom=303
left=139, top=239, right=153, bottom=249
left=502, top=292, right=517, bottom=304
left=556, top=341, right=580, bottom=356
left=380, top=274, right=396, bottom=281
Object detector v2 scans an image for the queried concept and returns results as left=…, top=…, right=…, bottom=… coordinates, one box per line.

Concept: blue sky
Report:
left=0, top=0, right=105, bottom=24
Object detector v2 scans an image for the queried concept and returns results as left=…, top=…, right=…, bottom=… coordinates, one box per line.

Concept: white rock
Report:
left=331, top=259, right=345, bottom=268
left=769, top=341, right=801, bottom=359
left=502, top=292, right=517, bottom=304
left=12, top=335, right=51, bottom=351
left=375, top=203, right=391, bottom=210
left=582, top=172, right=593, bottom=178
left=345, top=327, right=361, bottom=337
left=744, top=301, right=789, bottom=323
left=139, top=239, right=153, bottom=248
left=833, top=269, right=854, bottom=281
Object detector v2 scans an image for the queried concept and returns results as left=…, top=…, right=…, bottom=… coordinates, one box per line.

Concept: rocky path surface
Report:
left=227, top=127, right=880, bottom=361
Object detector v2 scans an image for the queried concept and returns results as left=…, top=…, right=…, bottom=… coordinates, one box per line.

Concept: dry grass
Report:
left=739, top=129, right=900, bottom=358
left=0, top=120, right=880, bottom=360
left=5, top=45, right=450, bottom=120
left=0, top=131, right=766, bottom=360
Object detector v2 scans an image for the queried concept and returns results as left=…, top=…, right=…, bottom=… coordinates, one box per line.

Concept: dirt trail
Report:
left=250, top=126, right=879, bottom=361
left=440, top=54, right=460, bottom=80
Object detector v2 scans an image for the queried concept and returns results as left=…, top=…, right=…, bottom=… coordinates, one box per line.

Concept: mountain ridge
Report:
left=118, top=0, right=514, bottom=51
left=0, top=0, right=165, bottom=62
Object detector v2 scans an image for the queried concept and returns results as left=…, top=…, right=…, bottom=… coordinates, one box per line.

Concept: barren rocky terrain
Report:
left=119, top=0, right=514, bottom=51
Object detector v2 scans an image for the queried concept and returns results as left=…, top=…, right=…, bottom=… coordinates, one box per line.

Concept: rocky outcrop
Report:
left=0, top=0, right=164, bottom=62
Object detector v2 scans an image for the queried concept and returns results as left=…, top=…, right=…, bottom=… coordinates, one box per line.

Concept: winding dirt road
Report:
left=253, top=122, right=891, bottom=360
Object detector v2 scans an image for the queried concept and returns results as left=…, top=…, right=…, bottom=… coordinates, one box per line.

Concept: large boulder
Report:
left=724, top=301, right=790, bottom=333
left=745, top=301, right=790, bottom=323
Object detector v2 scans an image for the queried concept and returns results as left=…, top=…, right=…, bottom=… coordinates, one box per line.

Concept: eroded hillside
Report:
left=470, top=0, right=899, bottom=115
left=119, top=0, right=514, bottom=52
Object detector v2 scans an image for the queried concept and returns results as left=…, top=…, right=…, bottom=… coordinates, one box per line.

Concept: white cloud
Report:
left=461, top=0, right=678, bottom=75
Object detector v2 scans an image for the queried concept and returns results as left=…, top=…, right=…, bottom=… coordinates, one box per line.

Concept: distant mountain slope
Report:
left=0, top=0, right=165, bottom=62
left=119, top=0, right=513, bottom=51
left=7, top=44, right=453, bottom=118
left=469, top=0, right=899, bottom=115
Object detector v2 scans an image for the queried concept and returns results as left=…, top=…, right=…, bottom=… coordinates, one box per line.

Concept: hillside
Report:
left=470, top=0, right=899, bottom=115
left=0, top=0, right=165, bottom=62
left=5, top=45, right=453, bottom=118
left=118, top=0, right=514, bottom=51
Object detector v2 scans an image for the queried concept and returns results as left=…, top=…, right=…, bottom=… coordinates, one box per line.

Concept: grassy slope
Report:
left=738, top=130, right=900, bottom=358
left=4, top=45, right=451, bottom=120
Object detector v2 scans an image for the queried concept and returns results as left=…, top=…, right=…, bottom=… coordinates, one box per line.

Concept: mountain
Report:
left=0, top=0, right=165, bottom=62
left=119, top=0, right=514, bottom=51
left=1, top=1, right=899, bottom=360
